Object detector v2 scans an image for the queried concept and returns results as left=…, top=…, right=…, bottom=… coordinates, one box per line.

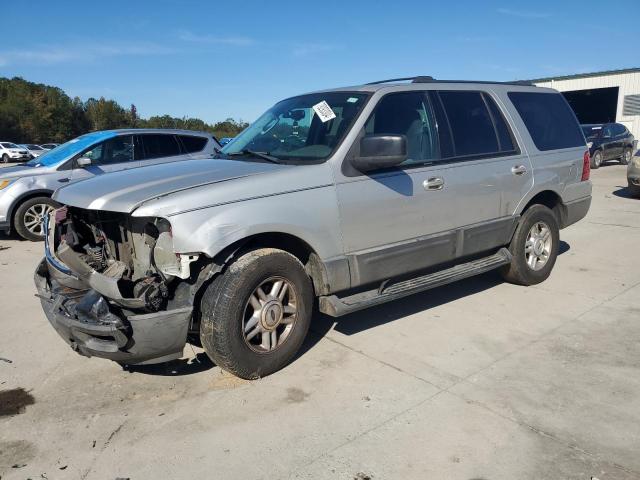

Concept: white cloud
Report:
left=497, top=8, right=551, bottom=19
left=177, top=30, right=254, bottom=46
left=0, top=42, right=176, bottom=66
left=292, top=43, right=338, bottom=57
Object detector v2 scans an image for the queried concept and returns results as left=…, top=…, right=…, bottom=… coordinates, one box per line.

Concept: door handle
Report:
left=57, top=177, right=70, bottom=183
left=423, top=177, right=444, bottom=190
left=511, top=165, right=527, bottom=176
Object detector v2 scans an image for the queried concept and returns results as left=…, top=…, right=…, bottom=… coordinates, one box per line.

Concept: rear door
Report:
left=137, top=133, right=189, bottom=167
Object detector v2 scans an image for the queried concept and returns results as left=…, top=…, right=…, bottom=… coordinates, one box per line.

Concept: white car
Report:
left=0, top=142, right=31, bottom=163
left=39, top=143, right=60, bottom=150
left=20, top=144, right=47, bottom=158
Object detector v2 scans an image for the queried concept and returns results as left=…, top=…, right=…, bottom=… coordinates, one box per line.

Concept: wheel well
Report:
left=10, top=191, right=53, bottom=227
left=214, top=232, right=329, bottom=295
left=521, top=190, right=564, bottom=224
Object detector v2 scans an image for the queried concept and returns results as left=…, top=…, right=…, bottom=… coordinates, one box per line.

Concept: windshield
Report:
left=26, top=144, right=44, bottom=150
left=1, top=142, right=20, bottom=149
left=581, top=125, right=602, bottom=139
left=222, top=92, right=369, bottom=162
left=26, top=131, right=117, bottom=167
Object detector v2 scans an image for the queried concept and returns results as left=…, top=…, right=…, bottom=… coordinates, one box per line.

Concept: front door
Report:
left=335, top=89, right=531, bottom=288
left=70, top=134, right=139, bottom=182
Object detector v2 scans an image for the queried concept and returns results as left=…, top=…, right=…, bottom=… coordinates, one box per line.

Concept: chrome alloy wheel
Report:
left=242, top=277, right=298, bottom=353
left=524, top=221, right=552, bottom=271
left=624, top=149, right=632, bottom=163
left=23, top=203, right=55, bottom=236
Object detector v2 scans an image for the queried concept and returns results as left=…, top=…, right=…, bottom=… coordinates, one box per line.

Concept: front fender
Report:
left=166, top=185, right=344, bottom=262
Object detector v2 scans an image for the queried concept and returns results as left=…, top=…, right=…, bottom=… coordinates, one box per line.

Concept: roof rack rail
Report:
left=366, top=76, right=434, bottom=85
left=366, top=76, right=535, bottom=87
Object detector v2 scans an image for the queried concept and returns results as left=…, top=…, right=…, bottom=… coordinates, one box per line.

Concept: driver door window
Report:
left=363, top=92, right=438, bottom=166
left=82, top=135, right=134, bottom=166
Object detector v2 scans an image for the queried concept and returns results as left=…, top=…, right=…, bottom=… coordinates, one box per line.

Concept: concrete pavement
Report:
left=0, top=163, right=639, bottom=479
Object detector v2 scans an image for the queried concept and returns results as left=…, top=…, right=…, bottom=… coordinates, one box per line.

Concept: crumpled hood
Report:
left=53, top=158, right=288, bottom=213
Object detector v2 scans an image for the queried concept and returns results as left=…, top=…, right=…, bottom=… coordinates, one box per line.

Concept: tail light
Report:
left=581, top=150, right=590, bottom=181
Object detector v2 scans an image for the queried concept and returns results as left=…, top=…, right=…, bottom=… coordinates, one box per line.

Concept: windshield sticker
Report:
left=312, top=101, right=337, bottom=123
left=347, top=97, right=359, bottom=103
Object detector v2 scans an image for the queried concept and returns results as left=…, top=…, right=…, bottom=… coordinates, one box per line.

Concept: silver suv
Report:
left=35, top=78, right=592, bottom=378
left=0, top=129, right=219, bottom=241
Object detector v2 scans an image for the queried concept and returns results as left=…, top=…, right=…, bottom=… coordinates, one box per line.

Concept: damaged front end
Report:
left=35, top=206, right=208, bottom=365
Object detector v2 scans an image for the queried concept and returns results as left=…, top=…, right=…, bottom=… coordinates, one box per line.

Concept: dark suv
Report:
left=582, top=123, right=636, bottom=169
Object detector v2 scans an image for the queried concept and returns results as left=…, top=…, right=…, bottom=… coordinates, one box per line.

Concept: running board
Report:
left=319, top=248, right=512, bottom=317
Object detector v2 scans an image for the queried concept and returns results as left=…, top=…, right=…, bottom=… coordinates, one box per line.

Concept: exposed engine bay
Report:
left=48, top=206, right=201, bottom=312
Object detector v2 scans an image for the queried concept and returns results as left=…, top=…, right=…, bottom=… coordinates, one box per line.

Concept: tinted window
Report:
left=508, top=92, right=584, bottom=151
left=141, top=134, right=181, bottom=159
left=438, top=91, right=499, bottom=157
left=179, top=135, right=208, bottom=153
left=581, top=125, right=602, bottom=139
left=364, top=92, right=438, bottom=165
left=82, top=135, right=134, bottom=165
left=484, top=93, right=515, bottom=152
left=613, top=124, right=626, bottom=136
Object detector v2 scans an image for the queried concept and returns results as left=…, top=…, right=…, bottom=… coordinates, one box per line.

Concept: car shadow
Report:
left=123, top=352, right=214, bottom=376
left=612, top=186, right=637, bottom=199
left=297, top=241, right=572, bottom=360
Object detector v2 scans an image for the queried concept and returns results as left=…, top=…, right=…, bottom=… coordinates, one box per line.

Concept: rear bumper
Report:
left=560, top=196, right=591, bottom=229
left=35, top=259, right=192, bottom=365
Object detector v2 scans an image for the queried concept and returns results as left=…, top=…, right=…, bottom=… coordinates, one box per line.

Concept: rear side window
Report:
left=179, top=135, right=208, bottom=153
left=140, top=134, right=181, bottom=159
left=508, top=92, right=584, bottom=151
left=438, top=91, right=499, bottom=156
left=612, top=124, right=627, bottom=136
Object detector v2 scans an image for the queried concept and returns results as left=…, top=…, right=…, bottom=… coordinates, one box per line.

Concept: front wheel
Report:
left=200, top=248, right=313, bottom=379
left=1, top=154, right=9, bottom=163
left=591, top=150, right=602, bottom=169
left=500, top=205, right=560, bottom=286
left=621, top=147, right=632, bottom=165
left=14, top=196, right=58, bottom=241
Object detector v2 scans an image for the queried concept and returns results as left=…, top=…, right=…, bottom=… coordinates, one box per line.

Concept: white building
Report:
left=530, top=68, right=640, bottom=141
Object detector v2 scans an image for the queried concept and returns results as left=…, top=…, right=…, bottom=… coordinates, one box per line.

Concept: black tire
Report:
left=500, top=205, right=560, bottom=286
left=621, top=147, right=632, bottom=166
left=14, top=196, right=58, bottom=241
left=628, top=181, right=640, bottom=198
left=200, top=248, right=314, bottom=379
left=590, top=150, right=602, bottom=169
left=1, top=154, right=9, bottom=163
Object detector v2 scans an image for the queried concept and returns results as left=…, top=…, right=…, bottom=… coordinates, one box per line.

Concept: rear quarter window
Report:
left=508, top=92, right=584, bottom=151
left=179, top=135, right=208, bottom=153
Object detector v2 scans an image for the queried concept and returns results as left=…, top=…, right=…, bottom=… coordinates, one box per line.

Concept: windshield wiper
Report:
left=227, top=149, right=281, bottom=164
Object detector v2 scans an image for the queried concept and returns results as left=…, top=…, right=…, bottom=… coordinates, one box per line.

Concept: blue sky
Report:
left=1, top=0, right=636, bottom=123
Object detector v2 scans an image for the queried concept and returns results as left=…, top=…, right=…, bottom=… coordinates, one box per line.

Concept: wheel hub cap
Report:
left=242, top=277, right=298, bottom=353
left=525, top=221, right=553, bottom=271
left=261, top=300, right=283, bottom=330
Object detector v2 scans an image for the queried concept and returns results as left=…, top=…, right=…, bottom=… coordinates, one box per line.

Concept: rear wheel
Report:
left=628, top=180, right=640, bottom=198
left=200, top=248, right=313, bottom=379
left=591, top=150, right=602, bottom=169
left=500, top=205, right=560, bottom=286
left=14, top=196, right=58, bottom=241
left=621, top=147, right=632, bottom=165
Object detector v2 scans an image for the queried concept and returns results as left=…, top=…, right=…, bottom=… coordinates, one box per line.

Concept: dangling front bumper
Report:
left=35, top=258, right=192, bottom=365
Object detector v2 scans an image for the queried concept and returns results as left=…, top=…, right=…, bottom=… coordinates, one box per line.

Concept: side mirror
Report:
left=76, top=157, right=92, bottom=167
left=351, top=135, right=407, bottom=172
